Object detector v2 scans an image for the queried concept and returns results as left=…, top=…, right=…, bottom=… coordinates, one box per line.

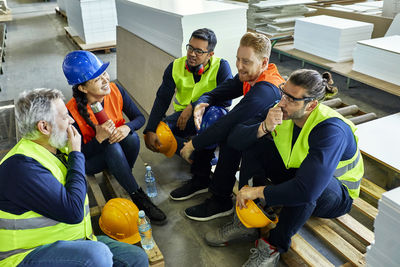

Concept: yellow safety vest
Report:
left=172, top=56, right=221, bottom=112
left=272, top=104, right=364, bottom=199
left=0, top=139, right=95, bottom=266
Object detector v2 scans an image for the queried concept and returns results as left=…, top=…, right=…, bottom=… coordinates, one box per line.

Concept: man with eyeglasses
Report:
left=144, top=28, right=232, bottom=200
left=180, top=32, right=284, bottom=221
left=214, top=69, right=363, bottom=267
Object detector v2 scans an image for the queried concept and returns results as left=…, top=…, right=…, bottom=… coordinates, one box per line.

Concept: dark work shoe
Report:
left=169, top=180, right=208, bottom=201
left=131, top=188, right=167, bottom=225
left=184, top=196, right=233, bottom=221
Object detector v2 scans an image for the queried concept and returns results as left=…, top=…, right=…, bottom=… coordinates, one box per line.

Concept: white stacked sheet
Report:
left=353, top=35, right=400, bottom=86
left=366, top=186, right=400, bottom=267
left=294, top=15, right=373, bottom=62
left=57, top=0, right=66, bottom=12
left=66, top=0, right=117, bottom=44
left=115, top=0, right=246, bottom=73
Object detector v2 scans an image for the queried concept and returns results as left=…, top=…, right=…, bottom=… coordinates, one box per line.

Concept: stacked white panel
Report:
left=57, top=0, right=66, bottom=11
left=366, top=186, right=400, bottom=266
left=66, top=0, right=117, bottom=44
left=115, top=0, right=247, bottom=74
left=353, top=35, right=400, bottom=86
left=294, top=15, right=373, bottom=62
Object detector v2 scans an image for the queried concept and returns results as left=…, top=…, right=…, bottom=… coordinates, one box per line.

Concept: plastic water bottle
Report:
left=145, top=166, right=157, bottom=198
left=137, top=210, right=155, bottom=250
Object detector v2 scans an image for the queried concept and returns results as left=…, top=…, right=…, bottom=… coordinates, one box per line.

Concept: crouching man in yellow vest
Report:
left=209, top=69, right=363, bottom=267
left=0, top=88, right=148, bottom=267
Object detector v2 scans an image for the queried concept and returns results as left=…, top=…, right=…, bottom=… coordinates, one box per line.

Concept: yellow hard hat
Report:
left=156, top=121, right=177, bottom=158
left=99, top=198, right=141, bottom=244
left=236, top=199, right=279, bottom=228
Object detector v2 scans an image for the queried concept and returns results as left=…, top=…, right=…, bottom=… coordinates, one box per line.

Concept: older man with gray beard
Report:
left=0, top=88, right=148, bottom=267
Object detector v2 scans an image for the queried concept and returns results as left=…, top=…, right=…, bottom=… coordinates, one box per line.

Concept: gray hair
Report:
left=16, top=88, right=64, bottom=140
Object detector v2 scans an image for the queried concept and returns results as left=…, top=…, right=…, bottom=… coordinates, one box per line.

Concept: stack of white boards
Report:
left=353, top=35, right=400, bottom=86
left=115, top=0, right=247, bottom=73
left=327, top=1, right=383, bottom=16
left=57, top=0, right=66, bottom=12
left=366, top=186, right=400, bottom=267
left=294, top=15, right=373, bottom=62
left=65, top=0, right=117, bottom=44
left=247, top=0, right=316, bottom=37
left=383, top=0, right=400, bottom=18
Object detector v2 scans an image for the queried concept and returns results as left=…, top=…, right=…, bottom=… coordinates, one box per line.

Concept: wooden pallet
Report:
left=0, top=22, right=6, bottom=75
left=87, top=171, right=165, bottom=267
left=55, top=7, right=67, bottom=20
left=64, top=26, right=116, bottom=53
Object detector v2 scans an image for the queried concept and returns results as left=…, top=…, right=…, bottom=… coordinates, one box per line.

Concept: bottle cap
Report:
left=138, top=210, right=145, bottom=218
left=90, top=102, right=103, bottom=113
left=146, top=166, right=151, bottom=171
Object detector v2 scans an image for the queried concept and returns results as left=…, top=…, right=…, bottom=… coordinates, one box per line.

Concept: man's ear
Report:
left=77, top=84, right=87, bottom=94
left=306, top=100, right=318, bottom=112
left=262, top=57, right=269, bottom=69
left=36, top=120, right=51, bottom=136
left=208, top=51, right=214, bottom=57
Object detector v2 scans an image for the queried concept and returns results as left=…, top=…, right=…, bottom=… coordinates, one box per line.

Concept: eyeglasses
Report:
left=186, top=44, right=209, bottom=56
left=278, top=83, right=315, bottom=103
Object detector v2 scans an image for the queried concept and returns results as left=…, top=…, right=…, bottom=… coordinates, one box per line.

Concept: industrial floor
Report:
left=1, top=1, right=400, bottom=267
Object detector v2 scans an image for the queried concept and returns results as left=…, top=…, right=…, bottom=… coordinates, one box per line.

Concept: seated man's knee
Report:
left=83, top=241, right=113, bottom=266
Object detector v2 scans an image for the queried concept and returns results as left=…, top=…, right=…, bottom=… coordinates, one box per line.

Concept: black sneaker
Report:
left=169, top=180, right=208, bottom=201
left=131, top=188, right=167, bottom=225
left=184, top=196, right=234, bottom=221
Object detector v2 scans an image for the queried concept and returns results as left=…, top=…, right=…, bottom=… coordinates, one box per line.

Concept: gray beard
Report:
left=49, top=126, right=68, bottom=149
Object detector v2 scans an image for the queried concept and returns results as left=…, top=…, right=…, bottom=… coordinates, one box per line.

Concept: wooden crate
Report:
left=87, top=170, right=165, bottom=267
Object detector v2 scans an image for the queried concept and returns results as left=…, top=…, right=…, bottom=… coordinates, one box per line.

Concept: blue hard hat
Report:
left=62, top=50, right=110, bottom=86
left=198, top=106, right=228, bottom=134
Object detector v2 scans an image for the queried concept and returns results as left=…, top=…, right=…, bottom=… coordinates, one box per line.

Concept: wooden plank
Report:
left=352, top=197, right=378, bottom=220
left=281, top=248, right=308, bottom=267
left=306, top=217, right=366, bottom=266
left=290, top=234, right=334, bottom=267
left=64, top=26, right=115, bottom=52
left=335, top=214, right=374, bottom=245
left=90, top=206, right=102, bottom=217
left=145, top=243, right=164, bottom=267
left=87, top=174, right=106, bottom=208
left=103, top=170, right=130, bottom=199
left=360, top=178, right=386, bottom=200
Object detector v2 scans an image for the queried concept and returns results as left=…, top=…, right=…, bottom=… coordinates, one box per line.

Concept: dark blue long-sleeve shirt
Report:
left=192, top=75, right=281, bottom=149
left=144, top=58, right=233, bottom=133
left=228, top=109, right=358, bottom=206
left=0, top=151, right=87, bottom=224
left=73, top=82, right=145, bottom=155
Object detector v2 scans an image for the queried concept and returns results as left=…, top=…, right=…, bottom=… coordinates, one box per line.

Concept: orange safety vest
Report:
left=67, top=82, right=125, bottom=144
left=242, top=64, right=284, bottom=96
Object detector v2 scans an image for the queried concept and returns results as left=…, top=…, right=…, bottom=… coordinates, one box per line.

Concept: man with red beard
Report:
left=180, top=32, right=284, bottom=221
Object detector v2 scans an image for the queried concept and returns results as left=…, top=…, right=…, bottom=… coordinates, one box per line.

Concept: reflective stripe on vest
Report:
left=0, top=139, right=95, bottom=266
left=172, top=56, right=221, bottom=112
left=242, top=64, right=285, bottom=96
left=272, top=104, right=364, bottom=199
left=66, top=82, right=125, bottom=144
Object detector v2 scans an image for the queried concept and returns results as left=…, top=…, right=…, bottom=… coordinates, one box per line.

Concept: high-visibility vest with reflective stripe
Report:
left=272, top=103, right=364, bottom=199
left=172, top=56, right=221, bottom=112
left=66, top=82, right=125, bottom=144
left=0, top=139, right=95, bottom=266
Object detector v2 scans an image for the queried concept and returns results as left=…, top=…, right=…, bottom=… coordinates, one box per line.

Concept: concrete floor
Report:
left=1, top=1, right=400, bottom=267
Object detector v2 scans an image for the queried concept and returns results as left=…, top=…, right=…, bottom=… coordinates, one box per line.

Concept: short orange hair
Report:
left=240, top=32, right=271, bottom=60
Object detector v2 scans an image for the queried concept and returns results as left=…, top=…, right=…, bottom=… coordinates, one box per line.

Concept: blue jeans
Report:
left=19, top=235, right=148, bottom=267
left=85, top=132, right=140, bottom=194
left=165, top=112, right=215, bottom=186
left=240, top=137, right=353, bottom=252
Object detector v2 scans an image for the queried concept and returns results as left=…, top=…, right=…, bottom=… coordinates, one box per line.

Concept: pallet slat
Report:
left=290, top=234, right=334, bottom=267
left=335, top=214, right=374, bottom=245
left=360, top=178, right=385, bottom=200
left=352, top=197, right=378, bottom=220
left=87, top=174, right=106, bottom=208
left=306, top=218, right=366, bottom=266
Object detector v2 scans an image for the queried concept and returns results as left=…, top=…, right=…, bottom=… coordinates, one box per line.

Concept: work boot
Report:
left=184, top=195, right=233, bottom=221
left=205, top=212, right=259, bottom=247
left=131, top=188, right=167, bottom=225
left=169, top=179, right=208, bottom=201
left=242, top=238, right=280, bottom=267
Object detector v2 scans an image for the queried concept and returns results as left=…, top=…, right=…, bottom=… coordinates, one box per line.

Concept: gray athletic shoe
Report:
left=205, top=213, right=259, bottom=247
left=242, top=238, right=280, bottom=267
